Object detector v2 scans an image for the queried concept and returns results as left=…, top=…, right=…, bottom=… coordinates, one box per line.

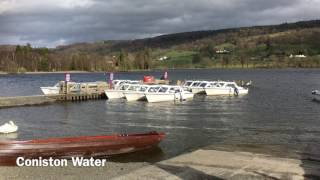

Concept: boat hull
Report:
left=145, top=94, right=176, bottom=103
left=0, top=132, right=164, bottom=166
left=124, top=92, right=146, bottom=101
left=205, top=88, right=248, bottom=96
left=104, top=90, right=125, bottom=99
left=40, top=87, right=59, bottom=95
left=146, top=92, right=193, bottom=103
left=191, top=87, right=205, bottom=94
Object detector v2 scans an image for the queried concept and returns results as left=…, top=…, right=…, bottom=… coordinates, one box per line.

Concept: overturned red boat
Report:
left=0, top=131, right=164, bottom=166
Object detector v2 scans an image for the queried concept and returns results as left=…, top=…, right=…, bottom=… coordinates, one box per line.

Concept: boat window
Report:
left=158, top=87, right=168, bottom=93
left=128, top=85, right=137, bottom=91
left=226, top=84, right=236, bottom=88
left=200, top=83, right=207, bottom=87
left=139, top=86, right=147, bottom=92
left=168, top=87, right=175, bottom=93
left=121, top=85, right=130, bottom=90
left=119, top=82, right=126, bottom=86
left=184, top=82, right=192, bottom=86
left=175, top=87, right=181, bottom=93
left=192, top=82, right=200, bottom=87
left=148, top=87, right=160, bottom=92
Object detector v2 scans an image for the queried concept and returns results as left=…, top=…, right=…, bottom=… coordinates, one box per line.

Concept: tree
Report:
left=192, top=54, right=203, bottom=64
left=200, top=44, right=215, bottom=58
left=222, top=55, right=230, bottom=67
left=118, top=49, right=129, bottom=71
left=143, top=48, right=152, bottom=69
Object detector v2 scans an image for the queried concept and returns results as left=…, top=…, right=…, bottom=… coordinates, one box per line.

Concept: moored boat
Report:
left=312, top=90, right=320, bottom=101
left=40, top=83, right=60, bottom=95
left=0, top=131, right=164, bottom=166
left=205, top=81, right=248, bottom=96
left=145, top=85, right=194, bottom=103
left=0, top=121, right=18, bottom=134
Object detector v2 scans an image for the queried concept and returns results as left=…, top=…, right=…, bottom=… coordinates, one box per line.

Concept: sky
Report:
left=0, top=0, right=319, bottom=48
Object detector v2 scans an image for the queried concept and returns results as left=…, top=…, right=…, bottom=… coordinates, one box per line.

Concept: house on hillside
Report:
left=216, top=49, right=230, bottom=54
left=289, top=54, right=307, bottom=58
left=158, top=56, right=168, bottom=61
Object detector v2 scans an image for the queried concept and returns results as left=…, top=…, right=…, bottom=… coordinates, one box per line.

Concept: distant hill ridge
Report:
left=54, top=19, right=320, bottom=53
left=1, top=19, right=320, bottom=72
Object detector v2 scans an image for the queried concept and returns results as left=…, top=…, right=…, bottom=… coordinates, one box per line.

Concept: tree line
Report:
left=0, top=44, right=153, bottom=73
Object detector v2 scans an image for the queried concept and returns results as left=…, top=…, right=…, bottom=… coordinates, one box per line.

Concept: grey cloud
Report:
left=0, top=0, right=319, bottom=47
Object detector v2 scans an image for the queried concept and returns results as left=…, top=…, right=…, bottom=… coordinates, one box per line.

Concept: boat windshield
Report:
left=148, top=87, right=160, bottom=92
left=226, top=83, right=236, bottom=88
left=127, top=85, right=140, bottom=91
left=184, top=81, right=193, bottom=86
left=191, top=82, right=201, bottom=87
left=139, top=86, right=149, bottom=92
left=119, top=84, right=130, bottom=90
left=112, top=80, right=119, bottom=85
left=199, top=83, right=207, bottom=87
left=129, top=81, right=140, bottom=84
left=217, top=83, right=225, bottom=87
left=158, top=87, right=168, bottom=93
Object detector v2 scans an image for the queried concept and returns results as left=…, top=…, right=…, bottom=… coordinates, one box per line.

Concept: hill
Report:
left=1, top=20, right=320, bottom=72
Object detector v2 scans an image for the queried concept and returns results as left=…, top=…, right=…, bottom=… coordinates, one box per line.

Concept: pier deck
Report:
left=0, top=93, right=106, bottom=108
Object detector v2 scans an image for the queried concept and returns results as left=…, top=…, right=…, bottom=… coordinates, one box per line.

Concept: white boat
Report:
left=124, top=85, right=152, bottom=101
left=205, top=81, right=248, bottom=96
left=145, top=85, right=194, bottom=103
left=40, top=82, right=83, bottom=95
left=0, top=121, right=18, bottom=134
left=40, top=83, right=60, bottom=95
left=312, top=90, right=320, bottom=101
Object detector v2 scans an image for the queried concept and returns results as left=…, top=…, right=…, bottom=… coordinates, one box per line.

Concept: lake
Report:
left=0, top=69, right=320, bottom=161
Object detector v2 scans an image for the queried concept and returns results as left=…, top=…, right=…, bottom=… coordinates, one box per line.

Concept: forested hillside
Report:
left=1, top=20, right=320, bottom=73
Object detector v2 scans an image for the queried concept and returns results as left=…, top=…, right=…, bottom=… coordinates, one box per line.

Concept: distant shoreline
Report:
left=23, top=71, right=91, bottom=74
left=1, top=67, right=320, bottom=75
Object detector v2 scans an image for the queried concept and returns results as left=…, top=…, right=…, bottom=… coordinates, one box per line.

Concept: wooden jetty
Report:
left=0, top=81, right=109, bottom=108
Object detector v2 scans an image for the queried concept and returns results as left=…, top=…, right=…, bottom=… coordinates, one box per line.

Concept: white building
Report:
left=289, top=54, right=306, bottom=58
left=158, top=56, right=168, bottom=61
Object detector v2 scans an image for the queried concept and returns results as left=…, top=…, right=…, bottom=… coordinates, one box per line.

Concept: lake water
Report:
left=0, top=69, right=320, bottom=162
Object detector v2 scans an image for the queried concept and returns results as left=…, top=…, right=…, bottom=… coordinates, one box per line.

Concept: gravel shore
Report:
left=0, top=161, right=148, bottom=180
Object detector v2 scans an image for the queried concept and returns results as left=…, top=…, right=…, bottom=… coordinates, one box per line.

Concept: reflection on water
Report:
left=0, top=69, right=320, bottom=161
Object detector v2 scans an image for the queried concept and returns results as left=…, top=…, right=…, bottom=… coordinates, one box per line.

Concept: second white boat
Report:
left=145, top=85, right=194, bottom=103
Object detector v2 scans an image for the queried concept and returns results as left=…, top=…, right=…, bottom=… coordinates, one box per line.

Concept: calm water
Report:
left=0, top=69, right=320, bottom=161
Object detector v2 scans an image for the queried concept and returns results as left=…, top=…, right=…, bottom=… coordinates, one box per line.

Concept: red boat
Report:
left=0, top=131, right=164, bottom=166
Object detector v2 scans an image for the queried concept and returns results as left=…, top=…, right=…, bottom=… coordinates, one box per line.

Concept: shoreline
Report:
left=1, top=67, right=320, bottom=75
left=1, top=145, right=318, bottom=179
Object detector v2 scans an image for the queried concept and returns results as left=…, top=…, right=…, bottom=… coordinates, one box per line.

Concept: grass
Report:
left=154, top=50, right=196, bottom=68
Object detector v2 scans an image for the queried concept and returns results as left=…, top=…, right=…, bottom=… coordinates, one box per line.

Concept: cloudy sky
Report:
left=0, top=0, right=319, bottom=47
